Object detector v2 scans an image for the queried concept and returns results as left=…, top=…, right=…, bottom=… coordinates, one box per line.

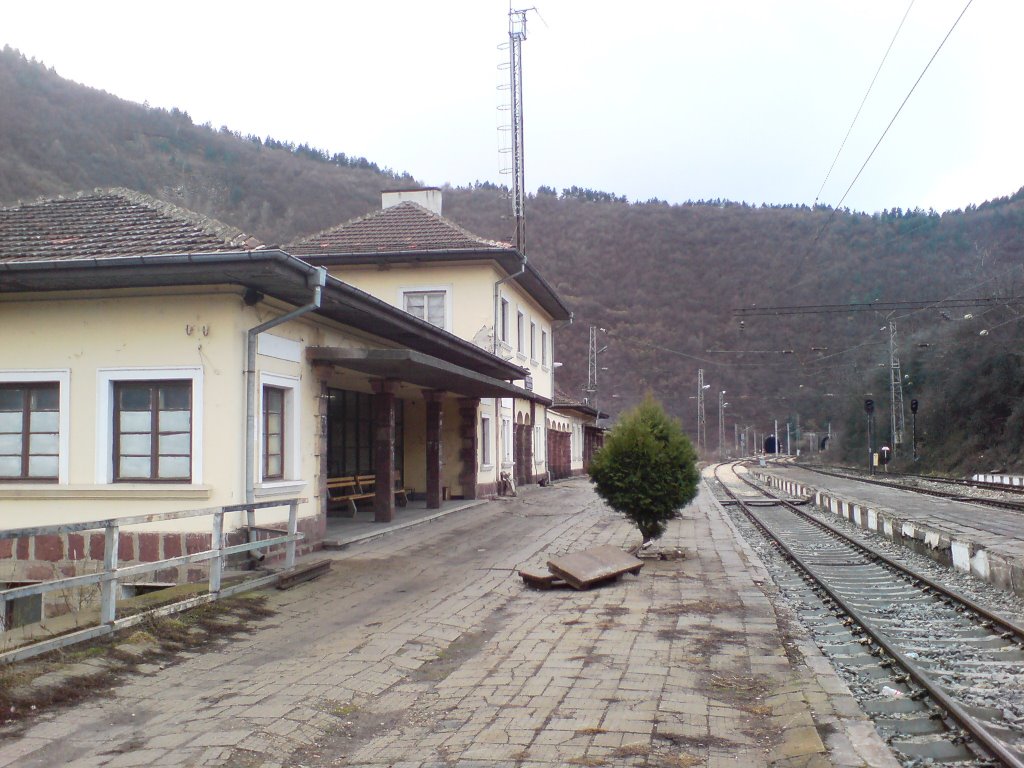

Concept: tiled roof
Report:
left=0, top=189, right=264, bottom=263
left=289, top=201, right=511, bottom=256
left=553, top=386, right=583, bottom=406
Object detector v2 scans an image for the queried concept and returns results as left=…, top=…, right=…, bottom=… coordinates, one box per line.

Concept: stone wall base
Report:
left=1, top=516, right=324, bottom=620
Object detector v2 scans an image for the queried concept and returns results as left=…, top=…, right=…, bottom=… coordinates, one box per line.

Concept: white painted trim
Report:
left=95, top=367, right=204, bottom=485
left=397, top=284, right=453, bottom=332
left=257, top=333, right=303, bottom=363
left=0, top=369, right=71, bottom=484
left=253, top=480, right=307, bottom=499
left=257, top=372, right=301, bottom=484
left=480, top=413, right=493, bottom=468
left=498, top=293, right=511, bottom=343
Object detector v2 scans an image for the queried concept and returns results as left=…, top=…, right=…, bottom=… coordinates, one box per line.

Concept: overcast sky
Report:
left=4, top=1, right=1021, bottom=214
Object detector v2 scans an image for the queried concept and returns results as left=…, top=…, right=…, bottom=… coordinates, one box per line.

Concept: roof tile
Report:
left=289, top=201, right=511, bottom=256
left=0, top=188, right=264, bottom=262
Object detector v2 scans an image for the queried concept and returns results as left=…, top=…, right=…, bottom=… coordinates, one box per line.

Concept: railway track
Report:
left=788, top=462, right=1024, bottom=513
left=713, top=461, right=1024, bottom=767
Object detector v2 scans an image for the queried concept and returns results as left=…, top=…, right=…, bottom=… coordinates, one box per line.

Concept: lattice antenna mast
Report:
left=586, top=325, right=598, bottom=402
left=889, top=321, right=907, bottom=446
left=506, top=8, right=530, bottom=254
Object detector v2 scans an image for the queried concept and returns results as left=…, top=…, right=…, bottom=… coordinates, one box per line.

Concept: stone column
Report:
left=424, top=391, right=444, bottom=509
left=458, top=398, right=480, bottom=500
left=312, top=364, right=333, bottom=522
left=371, top=379, right=397, bottom=523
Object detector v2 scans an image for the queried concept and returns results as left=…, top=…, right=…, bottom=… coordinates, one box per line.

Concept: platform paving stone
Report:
left=0, top=477, right=898, bottom=767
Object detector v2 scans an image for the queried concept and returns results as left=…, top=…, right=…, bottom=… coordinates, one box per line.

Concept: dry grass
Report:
left=566, top=757, right=607, bottom=767
left=613, top=742, right=652, bottom=757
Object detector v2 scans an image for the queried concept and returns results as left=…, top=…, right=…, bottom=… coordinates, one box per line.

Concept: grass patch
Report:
left=0, top=594, right=276, bottom=726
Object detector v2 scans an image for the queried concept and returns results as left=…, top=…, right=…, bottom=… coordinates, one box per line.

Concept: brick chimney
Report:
left=381, top=187, right=443, bottom=216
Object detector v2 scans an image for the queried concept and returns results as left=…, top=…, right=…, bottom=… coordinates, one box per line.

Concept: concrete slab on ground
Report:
left=0, top=477, right=897, bottom=768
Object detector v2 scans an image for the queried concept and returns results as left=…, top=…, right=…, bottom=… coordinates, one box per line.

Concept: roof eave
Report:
left=0, top=250, right=529, bottom=382
left=299, top=248, right=572, bottom=321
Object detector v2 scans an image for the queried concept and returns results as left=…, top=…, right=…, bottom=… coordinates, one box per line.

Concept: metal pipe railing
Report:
left=0, top=498, right=305, bottom=663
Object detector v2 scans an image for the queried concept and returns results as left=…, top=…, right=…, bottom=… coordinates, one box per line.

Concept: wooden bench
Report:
left=326, top=476, right=373, bottom=516
left=356, top=475, right=411, bottom=507
left=326, top=474, right=411, bottom=516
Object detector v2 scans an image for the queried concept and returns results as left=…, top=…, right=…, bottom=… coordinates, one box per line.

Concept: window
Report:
left=500, top=298, right=510, bottom=343
left=326, top=388, right=404, bottom=478
left=535, top=423, right=545, bottom=463
left=1, top=583, right=42, bottom=631
left=263, top=386, right=285, bottom=480
left=530, top=322, right=537, bottom=361
left=97, top=368, right=202, bottom=484
left=113, top=381, right=192, bottom=482
left=258, top=373, right=300, bottom=485
left=501, top=417, right=513, bottom=465
left=403, top=290, right=446, bottom=329
left=0, top=383, right=59, bottom=481
left=541, top=330, right=549, bottom=366
left=481, top=414, right=492, bottom=466
left=516, top=310, right=525, bottom=354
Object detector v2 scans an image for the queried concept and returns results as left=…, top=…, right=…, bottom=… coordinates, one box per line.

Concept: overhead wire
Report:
left=830, top=0, right=976, bottom=215
left=814, top=0, right=916, bottom=207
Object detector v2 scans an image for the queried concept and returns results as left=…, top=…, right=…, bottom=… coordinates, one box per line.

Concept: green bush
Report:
left=588, top=395, right=699, bottom=544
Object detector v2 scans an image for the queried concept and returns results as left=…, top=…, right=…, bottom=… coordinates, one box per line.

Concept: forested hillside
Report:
left=2, top=46, right=1023, bottom=474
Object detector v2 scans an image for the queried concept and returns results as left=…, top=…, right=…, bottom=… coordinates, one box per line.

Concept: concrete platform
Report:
left=0, top=477, right=897, bottom=768
left=753, top=464, right=1024, bottom=597
left=323, top=497, right=487, bottom=548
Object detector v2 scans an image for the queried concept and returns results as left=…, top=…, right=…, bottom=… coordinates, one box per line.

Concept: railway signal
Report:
left=864, top=399, right=875, bottom=474
left=911, top=399, right=919, bottom=461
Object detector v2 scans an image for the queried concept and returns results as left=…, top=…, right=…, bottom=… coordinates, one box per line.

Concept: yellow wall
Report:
left=0, top=288, right=387, bottom=535
left=327, top=262, right=557, bottom=401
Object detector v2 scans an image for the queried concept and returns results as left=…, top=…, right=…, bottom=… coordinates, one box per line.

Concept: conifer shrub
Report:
left=588, top=395, right=699, bottom=544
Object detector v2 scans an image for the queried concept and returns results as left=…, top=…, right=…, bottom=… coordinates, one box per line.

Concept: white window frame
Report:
left=501, top=416, right=513, bottom=467
left=499, top=297, right=510, bottom=343
left=96, top=367, right=203, bottom=485
left=534, top=423, right=546, bottom=463
left=541, top=329, right=549, bottom=368
left=0, top=369, right=71, bottom=484
left=516, top=309, right=526, bottom=356
left=480, top=414, right=493, bottom=468
left=530, top=321, right=537, bottom=363
left=257, top=372, right=301, bottom=486
left=398, top=285, right=452, bottom=331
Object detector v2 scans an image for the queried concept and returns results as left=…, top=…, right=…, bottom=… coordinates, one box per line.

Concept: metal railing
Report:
left=0, top=498, right=305, bottom=663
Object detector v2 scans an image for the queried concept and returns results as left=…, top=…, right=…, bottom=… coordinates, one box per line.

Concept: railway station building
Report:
left=0, top=188, right=569, bottom=628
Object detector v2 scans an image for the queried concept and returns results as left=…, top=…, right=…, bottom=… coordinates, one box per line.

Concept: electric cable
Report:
left=815, top=0, right=916, bottom=207
left=831, top=0, right=976, bottom=214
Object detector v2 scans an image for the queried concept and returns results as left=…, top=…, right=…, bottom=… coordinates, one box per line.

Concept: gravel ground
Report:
left=711, top=467, right=1024, bottom=767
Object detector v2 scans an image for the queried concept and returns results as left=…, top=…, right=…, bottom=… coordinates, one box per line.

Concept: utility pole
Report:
left=889, top=321, right=906, bottom=447
left=718, top=391, right=727, bottom=460
left=786, top=422, right=791, bottom=455
left=697, top=369, right=708, bottom=456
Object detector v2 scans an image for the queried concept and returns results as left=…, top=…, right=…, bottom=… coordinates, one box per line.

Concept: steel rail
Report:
left=715, top=462, right=1024, bottom=768
left=738, top=469, right=1024, bottom=643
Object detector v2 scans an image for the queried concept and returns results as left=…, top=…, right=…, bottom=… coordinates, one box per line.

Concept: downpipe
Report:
left=243, top=266, right=327, bottom=560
